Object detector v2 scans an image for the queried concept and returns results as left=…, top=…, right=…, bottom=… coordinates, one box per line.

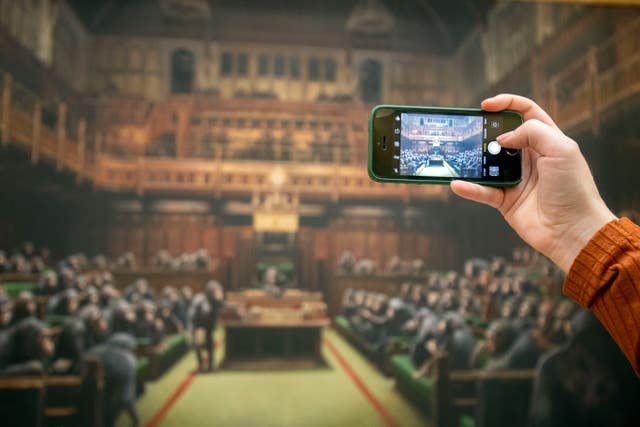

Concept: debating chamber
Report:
left=2, top=0, right=640, bottom=426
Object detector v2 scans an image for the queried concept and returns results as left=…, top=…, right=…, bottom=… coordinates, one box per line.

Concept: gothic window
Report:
left=359, top=59, right=382, bottom=103
left=258, top=54, right=269, bottom=76
left=274, top=55, right=285, bottom=77
left=237, top=53, right=248, bottom=76
left=324, top=58, right=336, bottom=82
left=308, top=58, right=320, bottom=81
left=290, top=57, right=300, bottom=79
left=170, top=48, right=195, bottom=94
left=221, top=51, right=233, bottom=76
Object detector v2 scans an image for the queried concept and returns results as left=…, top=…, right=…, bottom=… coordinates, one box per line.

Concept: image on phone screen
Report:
left=399, top=113, right=483, bottom=178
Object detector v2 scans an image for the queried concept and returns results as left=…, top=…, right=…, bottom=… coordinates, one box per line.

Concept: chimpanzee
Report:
left=158, top=301, right=182, bottom=335
left=86, top=333, right=139, bottom=427
left=115, top=251, right=137, bottom=270
left=413, top=312, right=474, bottom=378
left=111, top=303, right=136, bottom=335
left=409, top=284, right=427, bottom=309
left=368, top=296, right=415, bottom=350
left=92, top=254, right=109, bottom=271
left=10, top=291, right=37, bottom=325
left=513, top=295, right=540, bottom=332
left=79, top=286, right=100, bottom=308
left=0, top=250, right=9, bottom=273
left=159, top=286, right=186, bottom=326
left=134, top=301, right=164, bottom=345
left=476, top=320, right=519, bottom=369
left=353, top=258, right=376, bottom=275
left=188, top=280, right=224, bottom=372
left=336, top=250, right=356, bottom=274
left=36, top=270, right=60, bottom=296
left=124, top=278, right=154, bottom=302
left=78, top=304, right=110, bottom=348
left=385, top=256, right=405, bottom=274
left=529, top=309, right=640, bottom=427
left=409, top=258, right=425, bottom=276
left=99, top=284, right=120, bottom=309
left=52, top=316, right=86, bottom=375
left=492, top=300, right=556, bottom=370
left=410, top=308, right=440, bottom=368
left=10, top=254, right=31, bottom=274
left=195, top=248, right=210, bottom=270
left=47, top=289, right=79, bottom=316
left=0, top=318, right=54, bottom=376
left=0, top=292, right=12, bottom=330
left=398, top=282, right=412, bottom=301
left=355, top=293, right=388, bottom=343
left=57, top=265, right=77, bottom=290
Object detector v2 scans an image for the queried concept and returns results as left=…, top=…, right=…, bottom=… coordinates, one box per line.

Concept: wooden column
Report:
left=1, top=73, right=11, bottom=146
left=549, top=78, right=558, bottom=121
left=31, top=99, right=41, bottom=164
left=76, top=118, right=86, bottom=182
left=176, top=109, right=188, bottom=158
left=332, top=146, right=341, bottom=165
left=136, top=156, right=145, bottom=196
left=94, top=130, right=102, bottom=157
left=531, top=54, right=545, bottom=106
left=56, top=102, right=67, bottom=171
left=274, top=135, right=282, bottom=161
left=587, top=46, right=601, bottom=136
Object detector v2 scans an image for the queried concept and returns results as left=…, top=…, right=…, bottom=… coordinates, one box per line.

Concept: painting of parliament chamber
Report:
left=1, top=1, right=640, bottom=426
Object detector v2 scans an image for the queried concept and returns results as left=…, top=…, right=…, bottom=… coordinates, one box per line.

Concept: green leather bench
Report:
left=333, top=315, right=378, bottom=355
left=390, top=354, right=433, bottom=412
left=1, top=282, right=37, bottom=297
left=148, top=334, right=188, bottom=379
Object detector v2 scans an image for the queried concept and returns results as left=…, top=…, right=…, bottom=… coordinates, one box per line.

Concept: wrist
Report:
left=554, top=205, right=617, bottom=272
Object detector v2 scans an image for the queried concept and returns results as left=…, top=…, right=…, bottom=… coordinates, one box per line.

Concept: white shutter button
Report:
left=487, top=140, right=501, bottom=155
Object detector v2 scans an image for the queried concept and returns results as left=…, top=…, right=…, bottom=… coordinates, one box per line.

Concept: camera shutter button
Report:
left=487, top=140, right=501, bottom=155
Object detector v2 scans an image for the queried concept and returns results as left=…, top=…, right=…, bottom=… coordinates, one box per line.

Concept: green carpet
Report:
left=118, top=328, right=430, bottom=427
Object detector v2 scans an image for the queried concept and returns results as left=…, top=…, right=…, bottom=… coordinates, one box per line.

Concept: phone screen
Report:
left=398, top=112, right=484, bottom=179
left=369, top=106, right=521, bottom=185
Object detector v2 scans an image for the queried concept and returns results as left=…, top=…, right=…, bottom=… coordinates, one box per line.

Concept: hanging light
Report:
left=159, top=0, right=212, bottom=21
left=346, top=0, right=395, bottom=36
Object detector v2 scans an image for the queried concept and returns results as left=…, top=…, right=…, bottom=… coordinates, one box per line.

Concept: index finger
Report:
left=481, top=94, right=559, bottom=130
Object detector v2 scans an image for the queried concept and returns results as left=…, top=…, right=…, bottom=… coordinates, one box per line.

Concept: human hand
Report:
left=450, top=94, right=616, bottom=272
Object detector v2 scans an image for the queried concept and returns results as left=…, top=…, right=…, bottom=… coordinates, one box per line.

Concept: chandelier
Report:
left=346, top=0, right=395, bottom=36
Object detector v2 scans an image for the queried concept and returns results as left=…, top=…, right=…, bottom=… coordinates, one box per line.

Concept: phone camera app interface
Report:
left=399, top=113, right=483, bottom=178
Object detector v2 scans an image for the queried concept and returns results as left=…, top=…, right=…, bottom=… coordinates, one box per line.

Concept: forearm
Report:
left=564, top=217, right=640, bottom=375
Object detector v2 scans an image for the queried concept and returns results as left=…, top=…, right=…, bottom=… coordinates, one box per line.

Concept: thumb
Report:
left=497, top=118, right=567, bottom=157
left=450, top=180, right=505, bottom=210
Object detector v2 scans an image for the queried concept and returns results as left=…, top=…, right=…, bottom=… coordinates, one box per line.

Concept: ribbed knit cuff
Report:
left=563, top=217, right=640, bottom=307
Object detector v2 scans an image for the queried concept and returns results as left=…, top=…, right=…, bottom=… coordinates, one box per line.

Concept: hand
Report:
left=450, top=94, right=616, bottom=272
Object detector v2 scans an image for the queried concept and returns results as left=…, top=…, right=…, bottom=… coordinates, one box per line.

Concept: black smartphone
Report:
left=368, top=105, right=522, bottom=186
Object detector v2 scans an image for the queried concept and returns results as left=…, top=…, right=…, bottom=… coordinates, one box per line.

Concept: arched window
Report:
left=171, top=49, right=195, bottom=94
left=359, top=59, right=382, bottom=103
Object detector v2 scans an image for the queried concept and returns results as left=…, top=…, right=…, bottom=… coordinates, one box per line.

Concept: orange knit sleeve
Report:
left=564, top=217, right=640, bottom=376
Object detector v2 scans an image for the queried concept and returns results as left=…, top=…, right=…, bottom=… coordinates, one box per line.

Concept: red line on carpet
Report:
left=323, top=337, right=401, bottom=427
left=144, top=371, right=196, bottom=427
left=144, top=339, right=221, bottom=427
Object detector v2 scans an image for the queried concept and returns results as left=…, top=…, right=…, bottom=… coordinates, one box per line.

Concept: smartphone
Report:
left=368, top=105, right=522, bottom=186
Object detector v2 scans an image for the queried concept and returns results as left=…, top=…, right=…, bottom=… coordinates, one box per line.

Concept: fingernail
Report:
left=497, top=131, right=513, bottom=142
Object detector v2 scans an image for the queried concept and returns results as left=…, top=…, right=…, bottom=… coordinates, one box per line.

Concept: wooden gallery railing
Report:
left=539, top=17, right=640, bottom=135
left=3, top=17, right=640, bottom=198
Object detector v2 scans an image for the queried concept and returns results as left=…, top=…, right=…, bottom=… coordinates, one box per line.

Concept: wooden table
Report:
left=222, top=319, right=329, bottom=366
